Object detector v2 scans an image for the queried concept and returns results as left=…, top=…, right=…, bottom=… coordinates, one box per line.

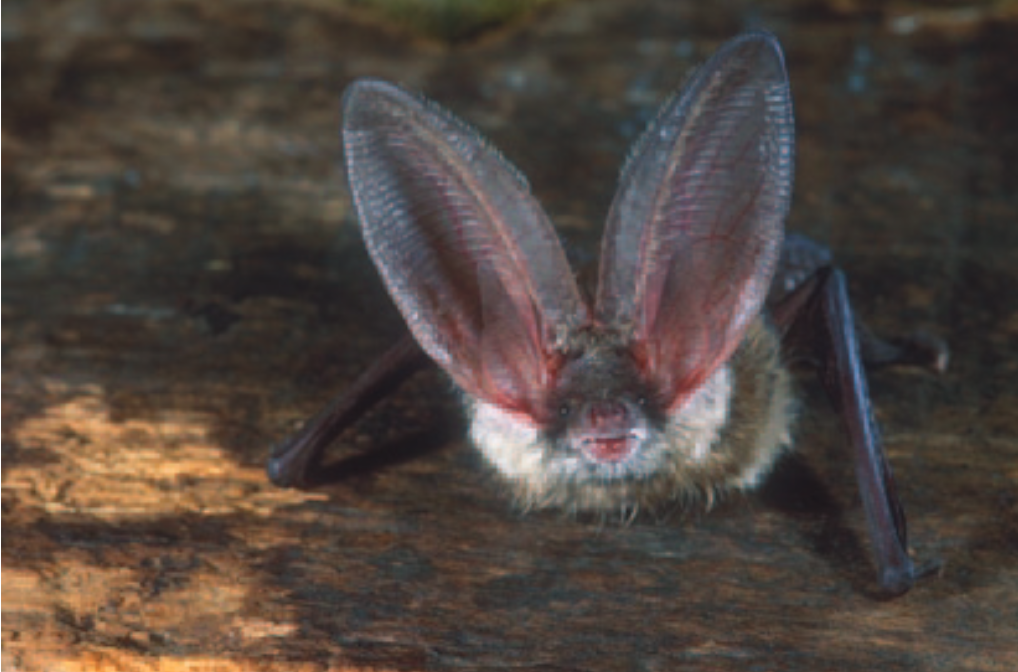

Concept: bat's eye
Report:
left=558, top=403, right=571, bottom=418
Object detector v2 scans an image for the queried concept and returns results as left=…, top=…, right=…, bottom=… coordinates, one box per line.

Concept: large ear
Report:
left=596, top=32, right=794, bottom=409
left=342, top=79, right=589, bottom=418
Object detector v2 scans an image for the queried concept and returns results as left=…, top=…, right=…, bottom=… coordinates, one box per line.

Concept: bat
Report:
left=267, top=32, right=947, bottom=596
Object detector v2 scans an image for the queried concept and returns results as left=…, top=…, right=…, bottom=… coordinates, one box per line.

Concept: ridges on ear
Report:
left=341, top=78, right=590, bottom=418
left=596, top=31, right=795, bottom=411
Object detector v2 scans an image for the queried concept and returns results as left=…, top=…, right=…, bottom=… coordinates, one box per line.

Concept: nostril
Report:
left=587, top=401, right=628, bottom=427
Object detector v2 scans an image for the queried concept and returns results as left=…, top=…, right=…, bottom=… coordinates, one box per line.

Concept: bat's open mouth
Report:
left=582, top=436, right=635, bottom=464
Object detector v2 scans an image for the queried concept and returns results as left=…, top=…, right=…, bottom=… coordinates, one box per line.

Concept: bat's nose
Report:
left=579, top=401, right=639, bottom=464
left=586, top=400, right=630, bottom=430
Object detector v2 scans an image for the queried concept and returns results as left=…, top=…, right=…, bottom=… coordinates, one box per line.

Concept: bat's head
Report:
left=342, top=32, right=794, bottom=514
left=467, top=326, right=740, bottom=512
left=466, top=319, right=796, bottom=513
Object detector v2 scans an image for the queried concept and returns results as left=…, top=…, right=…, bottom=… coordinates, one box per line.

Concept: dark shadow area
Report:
left=302, top=422, right=463, bottom=488
left=759, top=453, right=880, bottom=597
left=759, top=452, right=842, bottom=517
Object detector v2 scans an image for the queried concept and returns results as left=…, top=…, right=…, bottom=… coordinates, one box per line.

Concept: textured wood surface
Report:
left=4, top=1, right=1018, bottom=670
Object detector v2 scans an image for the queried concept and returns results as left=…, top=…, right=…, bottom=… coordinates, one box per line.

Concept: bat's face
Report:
left=342, top=32, right=795, bottom=514
left=549, top=338, right=663, bottom=472
left=469, top=331, right=675, bottom=505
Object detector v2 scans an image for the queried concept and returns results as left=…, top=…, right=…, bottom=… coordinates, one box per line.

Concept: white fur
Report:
left=468, top=364, right=736, bottom=492
left=664, top=365, right=734, bottom=463
left=468, top=402, right=547, bottom=484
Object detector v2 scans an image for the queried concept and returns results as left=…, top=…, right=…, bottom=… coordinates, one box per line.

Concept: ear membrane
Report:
left=342, top=79, right=590, bottom=416
left=596, top=32, right=794, bottom=410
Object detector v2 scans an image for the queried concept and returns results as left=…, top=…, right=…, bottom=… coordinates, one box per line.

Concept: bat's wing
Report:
left=772, top=234, right=949, bottom=373
left=267, top=334, right=429, bottom=487
left=772, top=266, right=930, bottom=595
left=596, top=32, right=794, bottom=410
left=342, top=79, right=590, bottom=419
left=769, top=233, right=833, bottom=304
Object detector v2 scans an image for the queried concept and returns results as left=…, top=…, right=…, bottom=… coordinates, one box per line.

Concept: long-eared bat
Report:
left=267, top=32, right=947, bottom=596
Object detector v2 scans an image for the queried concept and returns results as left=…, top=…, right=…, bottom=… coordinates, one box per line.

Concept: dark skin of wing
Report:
left=770, top=265, right=943, bottom=596
left=267, top=247, right=947, bottom=596
left=267, top=334, right=429, bottom=489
